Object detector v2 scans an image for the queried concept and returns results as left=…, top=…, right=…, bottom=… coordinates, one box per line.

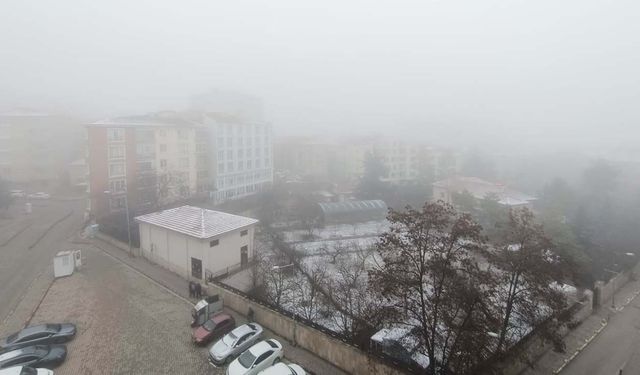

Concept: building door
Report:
left=240, top=246, right=248, bottom=267
left=191, top=257, right=202, bottom=279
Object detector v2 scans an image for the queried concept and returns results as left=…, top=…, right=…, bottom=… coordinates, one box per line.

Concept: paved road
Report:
left=561, top=292, right=640, bottom=375
left=0, top=198, right=85, bottom=323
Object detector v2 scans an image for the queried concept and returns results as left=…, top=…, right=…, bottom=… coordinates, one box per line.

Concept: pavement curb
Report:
left=553, top=319, right=608, bottom=374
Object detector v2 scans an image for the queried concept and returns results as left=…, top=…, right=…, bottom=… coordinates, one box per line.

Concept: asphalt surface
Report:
left=0, top=198, right=85, bottom=323
left=561, top=291, right=640, bottom=375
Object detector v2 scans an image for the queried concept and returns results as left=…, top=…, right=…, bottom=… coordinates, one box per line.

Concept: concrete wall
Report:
left=593, top=262, right=640, bottom=308
left=499, top=291, right=594, bottom=375
left=139, top=223, right=255, bottom=280
left=203, top=282, right=401, bottom=375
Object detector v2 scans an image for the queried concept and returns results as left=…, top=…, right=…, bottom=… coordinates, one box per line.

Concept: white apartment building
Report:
left=204, top=114, right=273, bottom=204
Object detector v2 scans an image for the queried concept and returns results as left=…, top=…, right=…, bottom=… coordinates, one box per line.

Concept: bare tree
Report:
left=291, top=264, right=327, bottom=321
left=370, top=201, right=497, bottom=375
left=488, top=208, right=568, bottom=354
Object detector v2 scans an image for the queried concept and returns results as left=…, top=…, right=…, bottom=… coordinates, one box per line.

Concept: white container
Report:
left=53, top=251, right=75, bottom=278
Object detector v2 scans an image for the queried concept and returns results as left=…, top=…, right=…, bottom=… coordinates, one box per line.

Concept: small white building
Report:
left=135, top=205, right=258, bottom=281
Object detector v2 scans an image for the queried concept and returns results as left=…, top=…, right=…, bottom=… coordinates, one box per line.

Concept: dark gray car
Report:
left=0, top=345, right=66, bottom=370
left=0, top=324, right=76, bottom=352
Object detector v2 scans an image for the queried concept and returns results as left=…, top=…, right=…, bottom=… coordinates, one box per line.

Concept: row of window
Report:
left=216, top=158, right=271, bottom=174
left=216, top=136, right=270, bottom=149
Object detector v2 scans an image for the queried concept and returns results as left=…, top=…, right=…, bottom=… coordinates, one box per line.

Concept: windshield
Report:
left=222, top=332, right=237, bottom=346
left=20, top=368, right=38, bottom=375
left=238, top=350, right=256, bottom=368
left=203, top=320, right=216, bottom=331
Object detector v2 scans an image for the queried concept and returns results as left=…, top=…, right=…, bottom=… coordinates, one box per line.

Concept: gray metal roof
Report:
left=318, top=200, right=387, bottom=215
left=135, top=205, right=258, bottom=239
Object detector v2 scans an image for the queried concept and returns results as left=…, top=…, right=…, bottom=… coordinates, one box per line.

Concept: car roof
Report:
left=249, top=339, right=280, bottom=356
left=212, top=313, right=231, bottom=324
left=259, top=363, right=305, bottom=375
left=230, top=324, right=254, bottom=337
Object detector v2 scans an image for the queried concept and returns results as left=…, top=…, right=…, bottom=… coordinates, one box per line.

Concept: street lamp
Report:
left=104, top=190, right=132, bottom=256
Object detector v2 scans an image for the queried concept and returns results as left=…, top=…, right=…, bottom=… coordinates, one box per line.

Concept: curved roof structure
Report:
left=318, top=200, right=387, bottom=215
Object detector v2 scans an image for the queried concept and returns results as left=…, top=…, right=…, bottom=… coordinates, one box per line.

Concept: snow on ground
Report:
left=281, top=220, right=389, bottom=243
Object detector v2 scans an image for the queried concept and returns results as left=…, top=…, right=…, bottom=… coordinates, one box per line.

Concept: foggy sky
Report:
left=1, top=0, right=639, bottom=154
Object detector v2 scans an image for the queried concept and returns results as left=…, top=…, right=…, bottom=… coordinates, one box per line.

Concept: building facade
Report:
left=86, top=111, right=273, bottom=217
left=204, top=113, right=273, bottom=204
left=135, top=205, right=258, bottom=281
left=0, top=109, right=83, bottom=187
left=86, top=112, right=202, bottom=217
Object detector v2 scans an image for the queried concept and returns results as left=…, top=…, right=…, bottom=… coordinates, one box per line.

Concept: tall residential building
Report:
left=87, top=112, right=202, bottom=217
left=0, top=109, right=83, bottom=187
left=86, top=111, right=273, bottom=217
left=203, top=113, right=273, bottom=204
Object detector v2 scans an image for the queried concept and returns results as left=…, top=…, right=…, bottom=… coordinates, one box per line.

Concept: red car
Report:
left=192, top=313, right=236, bottom=346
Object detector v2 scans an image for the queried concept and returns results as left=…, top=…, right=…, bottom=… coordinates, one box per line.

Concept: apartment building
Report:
left=87, top=112, right=201, bottom=217
left=0, top=109, right=83, bottom=187
left=203, top=113, right=273, bottom=204
left=87, top=111, right=273, bottom=217
left=274, top=136, right=434, bottom=185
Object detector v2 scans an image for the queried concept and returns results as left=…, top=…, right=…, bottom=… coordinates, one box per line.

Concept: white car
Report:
left=258, top=362, right=306, bottom=375
left=27, top=192, right=50, bottom=200
left=0, top=366, right=54, bottom=375
left=209, top=323, right=263, bottom=366
left=226, top=339, right=284, bottom=375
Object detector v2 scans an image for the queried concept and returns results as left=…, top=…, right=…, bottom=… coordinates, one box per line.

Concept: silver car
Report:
left=209, top=323, right=263, bottom=366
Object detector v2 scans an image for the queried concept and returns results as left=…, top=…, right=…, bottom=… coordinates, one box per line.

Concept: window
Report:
left=238, top=161, right=243, bottom=171
left=240, top=230, right=248, bottom=236
left=238, top=149, right=244, bottom=158
left=217, top=137, right=224, bottom=147
left=160, top=159, right=167, bottom=168
left=158, top=130, right=166, bottom=137
left=108, top=145, right=125, bottom=159
left=209, top=239, right=219, bottom=247
left=109, top=196, right=126, bottom=210
left=178, top=130, right=187, bottom=140
left=218, top=163, right=224, bottom=173
left=160, top=144, right=167, bottom=152
left=227, top=162, right=233, bottom=172
left=227, top=150, right=233, bottom=159
left=179, top=157, right=189, bottom=168
left=247, top=160, right=252, bottom=169
left=179, top=143, right=188, bottom=155
left=136, top=143, right=154, bottom=156
left=227, top=137, right=232, bottom=147
left=107, top=128, right=124, bottom=142
left=108, top=163, right=125, bottom=177
left=109, top=179, right=126, bottom=193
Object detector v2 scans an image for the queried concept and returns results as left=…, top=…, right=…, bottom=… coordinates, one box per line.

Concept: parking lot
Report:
left=29, top=246, right=216, bottom=374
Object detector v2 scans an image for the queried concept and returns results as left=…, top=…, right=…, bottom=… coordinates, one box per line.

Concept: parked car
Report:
left=1, top=324, right=76, bottom=352
left=226, top=339, right=284, bottom=375
left=192, top=313, right=235, bottom=346
left=9, top=190, right=26, bottom=198
left=191, top=295, right=223, bottom=327
left=0, top=346, right=66, bottom=370
left=209, top=323, right=263, bottom=366
left=0, top=366, right=54, bottom=375
left=26, top=193, right=50, bottom=200
left=258, top=363, right=306, bottom=375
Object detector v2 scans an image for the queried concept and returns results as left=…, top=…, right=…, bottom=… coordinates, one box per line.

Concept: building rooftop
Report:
left=89, top=111, right=203, bottom=128
left=433, top=176, right=536, bottom=206
left=318, top=200, right=387, bottom=215
left=135, top=205, right=258, bottom=239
